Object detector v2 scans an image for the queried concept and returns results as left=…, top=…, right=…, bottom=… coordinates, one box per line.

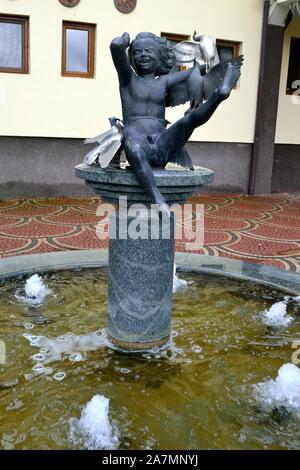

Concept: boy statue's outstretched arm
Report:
left=110, top=32, right=132, bottom=86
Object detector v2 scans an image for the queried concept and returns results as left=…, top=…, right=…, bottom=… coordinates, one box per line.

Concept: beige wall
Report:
left=0, top=0, right=263, bottom=142
left=275, top=15, right=300, bottom=144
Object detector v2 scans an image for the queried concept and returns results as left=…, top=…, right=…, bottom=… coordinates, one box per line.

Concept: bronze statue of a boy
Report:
left=110, top=32, right=242, bottom=216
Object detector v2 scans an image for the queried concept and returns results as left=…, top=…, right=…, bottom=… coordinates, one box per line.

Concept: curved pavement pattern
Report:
left=0, top=194, right=299, bottom=272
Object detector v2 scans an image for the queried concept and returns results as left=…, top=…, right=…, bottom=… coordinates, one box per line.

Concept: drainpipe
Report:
left=249, top=0, right=270, bottom=195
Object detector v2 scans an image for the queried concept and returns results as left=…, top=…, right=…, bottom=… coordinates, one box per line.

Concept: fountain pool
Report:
left=0, top=267, right=300, bottom=450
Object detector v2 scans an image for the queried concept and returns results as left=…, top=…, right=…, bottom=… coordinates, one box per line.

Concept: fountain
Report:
left=76, top=30, right=242, bottom=351
left=0, top=31, right=300, bottom=451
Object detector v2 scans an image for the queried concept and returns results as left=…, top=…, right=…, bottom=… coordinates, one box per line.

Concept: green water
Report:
left=0, top=269, right=299, bottom=450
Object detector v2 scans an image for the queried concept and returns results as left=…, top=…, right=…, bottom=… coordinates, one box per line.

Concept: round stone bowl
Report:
left=75, top=164, right=214, bottom=205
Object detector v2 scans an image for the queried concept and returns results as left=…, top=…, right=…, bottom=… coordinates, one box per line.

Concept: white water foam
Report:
left=254, top=363, right=300, bottom=418
left=23, top=329, right=110, bottom=364
left=295, top=296, right=300, bottom=305
left=69, top=395, right=119, bottom=450
left=15, top=274, right=52, bottom=305
left=262, top=301, right=293, bottom=328
left=173, top=264, right=190, bottom=293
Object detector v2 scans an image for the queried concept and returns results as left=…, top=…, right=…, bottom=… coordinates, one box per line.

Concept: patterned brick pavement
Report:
left=0, top=194, right=299, bottom=271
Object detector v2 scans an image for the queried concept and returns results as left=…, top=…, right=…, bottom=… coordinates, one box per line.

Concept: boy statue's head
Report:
left=128, top=32, right=174, bottom=76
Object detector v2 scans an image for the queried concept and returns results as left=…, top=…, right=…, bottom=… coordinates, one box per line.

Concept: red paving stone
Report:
left=0, top=194, right=299, bottom=272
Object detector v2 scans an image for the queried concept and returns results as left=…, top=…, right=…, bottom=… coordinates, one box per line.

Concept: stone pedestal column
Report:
left=107, top=210, right=174, bottom=350
left=75, top=164, right=214, bottom=351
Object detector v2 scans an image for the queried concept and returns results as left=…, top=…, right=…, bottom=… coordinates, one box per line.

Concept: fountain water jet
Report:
left=15, top=274, right=51, bottom=305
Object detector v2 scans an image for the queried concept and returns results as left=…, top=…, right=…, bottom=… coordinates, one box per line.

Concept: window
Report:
left=0, top=15, right=29, bottom=74
left=216, top=39, right=241, bottom=89
left=62, top=21, right=95, bottom=78
left=161, top=32, right=190, bottom=72
left=161, top=32, right=190, bottom=47
left=216, top=39, right=240, bottom=63
left=286, top=37, right=300, bottom=94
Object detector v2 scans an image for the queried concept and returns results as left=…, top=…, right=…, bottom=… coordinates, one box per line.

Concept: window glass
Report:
left=66, top=28, right=89, bottom=73
left=0, top=21, right=23, bottom=69
left=216, top=40, right=240, bottom=63
left=217, top=45, right=234, bottom=62
left=286, top=37, right=300, bottom=93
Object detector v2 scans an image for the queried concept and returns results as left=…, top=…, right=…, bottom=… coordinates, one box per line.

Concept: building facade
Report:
left=0, top=0, right=299, bottom=197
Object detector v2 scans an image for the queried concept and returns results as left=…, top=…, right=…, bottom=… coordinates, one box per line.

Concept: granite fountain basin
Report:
left=0, top=251, right=300, bottom=450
